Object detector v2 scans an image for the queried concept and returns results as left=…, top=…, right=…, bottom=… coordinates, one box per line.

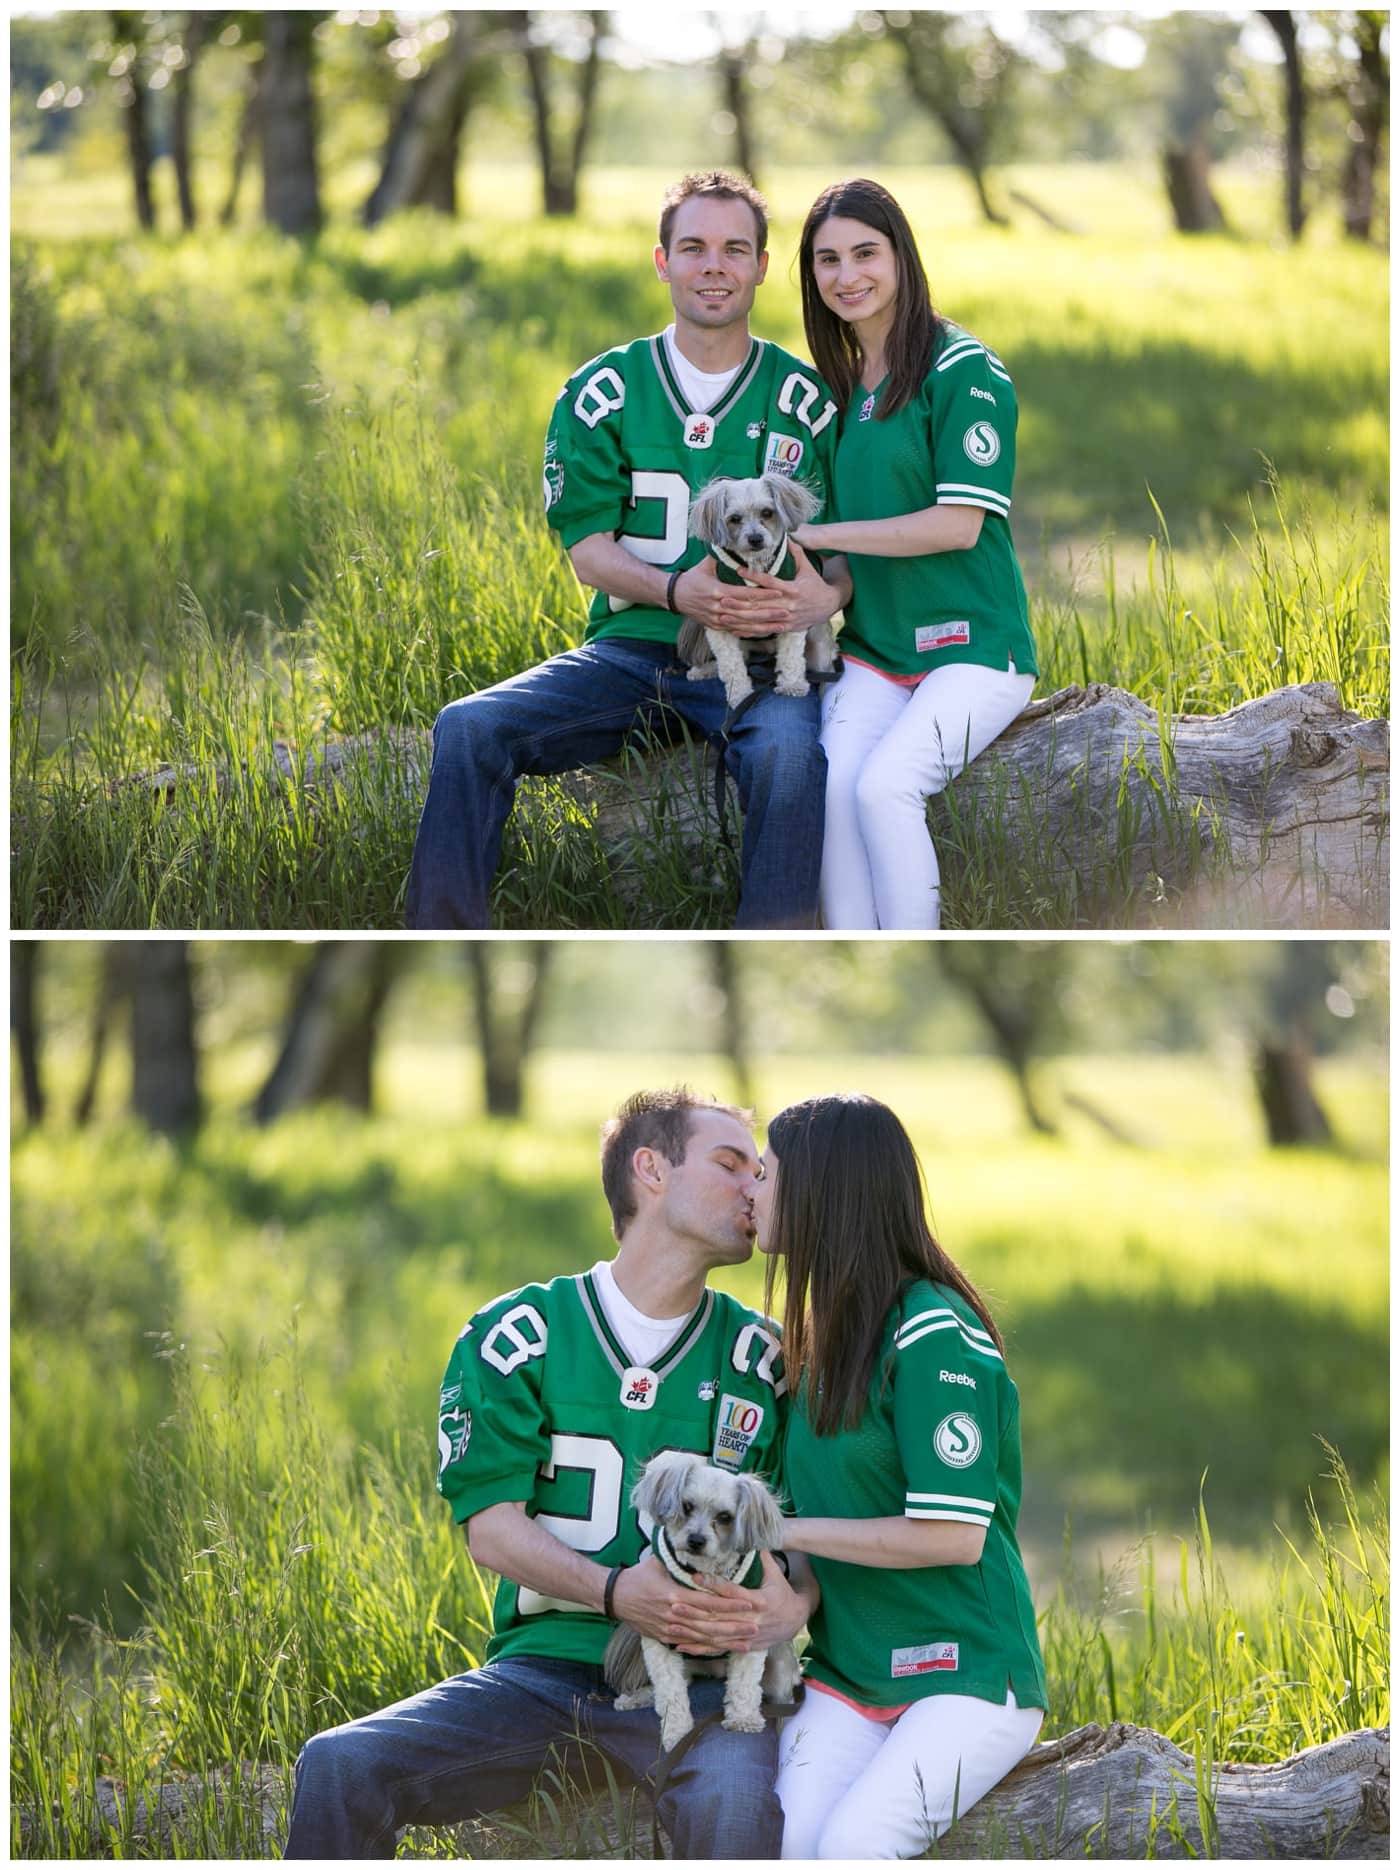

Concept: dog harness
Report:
left=650, top=1523, right=764, bottom=1593
left=708, top=537, right=799, bottom=585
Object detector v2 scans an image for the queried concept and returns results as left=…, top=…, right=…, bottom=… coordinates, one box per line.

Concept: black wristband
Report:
left=603, top=1563, right=624, bottom=1620
left=665, top=569, right=684, bottom=614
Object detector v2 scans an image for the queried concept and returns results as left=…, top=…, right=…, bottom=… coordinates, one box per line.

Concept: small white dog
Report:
left=604, top=1449, right=801, bottom=1753
left=678, top=474, right=836, bottom=710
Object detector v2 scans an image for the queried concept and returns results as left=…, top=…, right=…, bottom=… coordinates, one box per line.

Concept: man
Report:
left=284, top=1088, right=817, bottom=1859
left=405, top=171, right=853, bottom=929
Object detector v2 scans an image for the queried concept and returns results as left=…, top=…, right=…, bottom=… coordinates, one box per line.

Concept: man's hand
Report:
left=704, top=539, right=845, bottom=639
left=612, top=1551, right=786, bottom=1654
left=687, top=1552, right=812, bottom=1654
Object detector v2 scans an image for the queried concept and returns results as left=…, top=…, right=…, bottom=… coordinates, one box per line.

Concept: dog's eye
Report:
left=725, top=514, right=741, bottom=527
left=760, top=507, right=775, bottom=520
left=715, top=1511, right=734, bottom=1527
left=681, top=1500, right=694, bottom=1516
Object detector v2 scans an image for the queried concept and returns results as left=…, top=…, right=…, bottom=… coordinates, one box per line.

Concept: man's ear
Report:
left=654, top=243, right=669, bottom=282
left=755, top=249, right=770, bottom=286
left=631, top=1143, right=667, bottom=1196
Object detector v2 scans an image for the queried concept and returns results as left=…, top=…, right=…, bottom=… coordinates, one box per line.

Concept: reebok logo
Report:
left=940, top=1370, right=976, bottom=1389
left=969, top=386, right=997, bottom=404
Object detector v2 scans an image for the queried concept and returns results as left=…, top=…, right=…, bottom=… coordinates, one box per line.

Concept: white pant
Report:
left=777, top=1686, right=1044, bottom=1860
left=820, top=658, right=1035, bottom=929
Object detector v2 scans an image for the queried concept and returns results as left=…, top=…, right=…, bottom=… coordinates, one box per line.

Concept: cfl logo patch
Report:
left=713, top=1392, right=765, bottom=1471
left=963, top=421, right=1001, bottom=465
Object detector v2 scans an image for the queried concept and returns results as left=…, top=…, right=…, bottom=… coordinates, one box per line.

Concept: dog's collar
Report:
left=651, top=1523, right=761, bottom=1590
left=710, top=535, right=793, bottom=581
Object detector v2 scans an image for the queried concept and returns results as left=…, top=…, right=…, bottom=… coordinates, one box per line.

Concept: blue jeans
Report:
left=404, top=638, right=825, bottom=928
left=283, top=1656, right=784, bottom=1859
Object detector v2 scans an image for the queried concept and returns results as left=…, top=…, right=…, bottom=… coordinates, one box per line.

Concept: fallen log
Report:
left=25, top=1723, right=1388, bottom=1858
left=930, top=1720, right=1390, bottom=1859
left=122, top=681, right=1387, bottom=928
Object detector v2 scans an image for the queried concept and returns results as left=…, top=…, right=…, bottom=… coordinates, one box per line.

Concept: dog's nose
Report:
left=745, top=531, right=767, bottom=549
left=686, top=1532, right=709, bottom=1553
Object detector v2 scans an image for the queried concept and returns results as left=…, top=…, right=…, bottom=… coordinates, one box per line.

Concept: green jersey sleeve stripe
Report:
left=907, top=1506, right=993, bottom=1524
left=894, top=1306, right=961, bottom=1337
left=895, top=1317, right=1005, bottom=1362
left=936, top=483, right=1011, bottom=511
left=907, top=1491, right=996, bottom=1510
left=934, top=339, right=986, bottom=372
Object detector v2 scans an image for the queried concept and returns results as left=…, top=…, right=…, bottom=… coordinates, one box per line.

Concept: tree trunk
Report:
left=75, top=947, right=125, bottom=1126
left=936, top=949, right=1060, bottom=1137
left=1260, top=11, right=1306, bottom=239
left=708, top=944, right=753, bottom=1108
left=220, top=60, right=262, bottom=227
left=170, top=12, right=207, bottom=231
left=363, top=12, right=480, bottom=225
left=1254, top=1037, right=1335, bottom=1145
left=11, top=941, right=46, bottom=1126
left=254, top=943, right=401, bottom=1123
left=129, top=942, right=201, bottom=1137
left=519, top=11, right=603, bottom=217
left=719, top=46, right=758, bottom=184
left=1164, top=134, right=1228, bottom=232
left=1341, top=12, right=1387, bottom=242
left=261, top=12, right=321, bottom=236
left=39, top=1722, right=1389, bottom=1856
left=465, top=943, right=555, bottom=1118
left=112, top=11, right=156, bottom=230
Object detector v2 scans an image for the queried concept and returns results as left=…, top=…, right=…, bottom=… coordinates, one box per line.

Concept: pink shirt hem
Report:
left=807, top=1679, right=913, bottom=1722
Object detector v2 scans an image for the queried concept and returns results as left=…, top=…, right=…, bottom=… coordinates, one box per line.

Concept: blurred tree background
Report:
left=9, top=10, right=1390, bottom=240
left=9, top=936, right=1389, bottom=1636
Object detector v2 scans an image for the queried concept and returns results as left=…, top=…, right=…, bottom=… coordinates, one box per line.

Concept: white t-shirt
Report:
left=589, top=1258, right=694, bottom=1368
left=663, top=323, right=740, bottom=412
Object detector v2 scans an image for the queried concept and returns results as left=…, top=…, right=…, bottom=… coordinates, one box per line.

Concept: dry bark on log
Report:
left=28, top=1724, right=1388, bottom=1858
left=931, top=1720, right=1390, bottom=1859
left=123, top=682, right=1388, bottom=928
left=953, top=680, right=1388, bottom=927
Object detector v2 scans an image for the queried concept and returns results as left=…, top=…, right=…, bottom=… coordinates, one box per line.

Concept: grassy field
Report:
left=10, top=160, right=1388, bottom=929
left=9, top=1042, right=1389, bottom=1854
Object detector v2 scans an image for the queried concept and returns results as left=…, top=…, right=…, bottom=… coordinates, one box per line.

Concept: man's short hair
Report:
left=601, top=1086, right=752, bottom=1238
left=658, top=170, right=769, bottom=256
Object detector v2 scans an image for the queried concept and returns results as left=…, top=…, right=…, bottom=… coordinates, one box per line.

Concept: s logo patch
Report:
left=543, top=460, right=564, bottom=511
left=934, top=1412, right=982, bottom=1468
left=963, top=422, right=1001, bottom=466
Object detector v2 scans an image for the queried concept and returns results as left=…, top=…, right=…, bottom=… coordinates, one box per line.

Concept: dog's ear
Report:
left=632, top=1449, right=699, bottom=1523
left=730, top=1471, right=785, bottom=1551
left=688, top=478, right=735, bottom=545
left=765, top=474, right=823, bottom=532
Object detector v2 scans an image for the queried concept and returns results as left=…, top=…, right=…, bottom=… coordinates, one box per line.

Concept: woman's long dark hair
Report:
left=762, top=1094, right=1003, bottom=1438
left=798, top=178, right=944, bottom=420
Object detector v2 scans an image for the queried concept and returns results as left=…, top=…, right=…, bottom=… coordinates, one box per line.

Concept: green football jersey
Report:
left=833, top=324, right=1039, bottom=680
left=783, top=1279, right=1047, bottom=1711
left=437, top=1268, right=788, bottom=1666
left=543, top=333, right=839, bottom=646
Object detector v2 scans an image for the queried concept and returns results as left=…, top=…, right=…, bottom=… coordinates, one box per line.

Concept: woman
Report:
left=789, top=179, right=1037, bottom=929
left=751, top=1093, right=1046, bottom=1860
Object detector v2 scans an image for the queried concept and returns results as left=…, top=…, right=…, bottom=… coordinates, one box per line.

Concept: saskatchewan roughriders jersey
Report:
left=784, top=1279, right=1047, bottom=1711
left=833, top=323, right=1039, bottom=680
left=542, top=333, right=839, bottom=646
left=437, top=1269, right=787, bottom=1666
